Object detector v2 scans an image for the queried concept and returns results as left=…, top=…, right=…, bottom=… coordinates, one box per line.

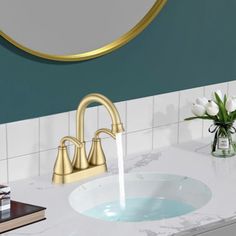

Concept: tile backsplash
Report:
left=0, top=81, right=235, bottom=183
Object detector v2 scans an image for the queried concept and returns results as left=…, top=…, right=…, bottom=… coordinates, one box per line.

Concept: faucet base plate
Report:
left=52, top=164, right=107, bottom=184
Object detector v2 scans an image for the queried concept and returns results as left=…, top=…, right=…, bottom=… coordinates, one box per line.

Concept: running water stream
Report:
left=116, top=133, right=126, bottom=209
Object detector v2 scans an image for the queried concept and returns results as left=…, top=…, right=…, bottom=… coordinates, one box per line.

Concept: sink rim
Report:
left=69, top=172, right=212, bottom=222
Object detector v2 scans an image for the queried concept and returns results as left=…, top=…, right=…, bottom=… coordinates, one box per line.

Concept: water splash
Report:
left=116, top=133, right=126, bottom=209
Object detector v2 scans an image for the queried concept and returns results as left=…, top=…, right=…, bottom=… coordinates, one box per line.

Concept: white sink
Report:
left=69, top=173, right=212, bottom=222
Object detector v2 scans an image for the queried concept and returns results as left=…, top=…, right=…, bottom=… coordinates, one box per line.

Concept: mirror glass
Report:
left=0, top=0, right=166, bottom=61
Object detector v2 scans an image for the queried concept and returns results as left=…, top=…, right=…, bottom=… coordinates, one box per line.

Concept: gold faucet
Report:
left=52, top=93, right=124, bottom=184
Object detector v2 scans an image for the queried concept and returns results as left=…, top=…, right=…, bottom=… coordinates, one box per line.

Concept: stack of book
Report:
left=0, top=185, right=11, bottom=213
left=0, top=185, right=46, bottom=233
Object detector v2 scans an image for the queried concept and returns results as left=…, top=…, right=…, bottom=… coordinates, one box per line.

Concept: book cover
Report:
left=0, top=201, right=46, bottom=233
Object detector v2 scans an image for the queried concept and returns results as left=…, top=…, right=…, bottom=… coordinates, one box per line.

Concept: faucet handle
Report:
left=53, top=136, right=82, bottom=177
left=94, top=128, right=116, bottom=139
left=88, top=137, right=106, bottom=166
left=53, top=145, right=73, bottom=176
left=88, top=128, right=116, bottom=167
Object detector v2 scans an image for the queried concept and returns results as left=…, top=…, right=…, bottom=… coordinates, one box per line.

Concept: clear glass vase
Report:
left=210, top=122, right=236, bottom=158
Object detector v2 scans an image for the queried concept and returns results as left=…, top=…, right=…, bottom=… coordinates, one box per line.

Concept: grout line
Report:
left=7, top=147, right=59, bottom=161
left=96, top=106, right=99, bottom=130
left=124, top=101, right=128, bottom=157
left=127, top=122, right=182, bottom=135
left=8, top=151, right=41, bottom=160
left=227, top=82, right=229, bottom=96
left=68, top=111, right=71, bottom=156
left=68, top=111, right=71, bottom=136
left=40, top=147, right=59, bottom=153
left=202, top=86, right=206, bottom=138
left=38, top=118, right=41, bottom=176
left=97, top=106, right=99, bottom=129
left=5, top=124, right=9, bottom=184
left=177, top=91, right=181, bottom=144
left=126, top=128, right=153, bottom=136
left=151, top=96, right=155, bottom=151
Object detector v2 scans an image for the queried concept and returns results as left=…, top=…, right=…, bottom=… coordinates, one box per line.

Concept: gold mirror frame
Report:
left=0, top=0, right=167, bottom=62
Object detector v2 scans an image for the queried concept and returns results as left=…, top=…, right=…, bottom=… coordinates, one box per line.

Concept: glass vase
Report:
left=210, top=122, right=236, bottom=158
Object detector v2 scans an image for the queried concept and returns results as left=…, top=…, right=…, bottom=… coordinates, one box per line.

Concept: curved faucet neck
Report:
left=76, top=93, right=124, bottom=142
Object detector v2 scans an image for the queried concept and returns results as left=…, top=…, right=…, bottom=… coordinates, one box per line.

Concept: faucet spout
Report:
left=76, top=93, right=124, bottom=142
left=72, top=93, right=124, bottom=170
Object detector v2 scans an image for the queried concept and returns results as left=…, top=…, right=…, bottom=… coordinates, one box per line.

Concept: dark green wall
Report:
left=0, top=0, right=235, bottom=124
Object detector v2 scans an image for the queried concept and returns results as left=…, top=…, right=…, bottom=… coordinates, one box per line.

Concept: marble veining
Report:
left=139, top=229, right=159, bottom=236
left=3, top=139, right=236, bottom=236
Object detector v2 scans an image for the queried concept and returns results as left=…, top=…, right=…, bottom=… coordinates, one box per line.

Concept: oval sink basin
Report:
left=69, top=173, right=212, bottom=222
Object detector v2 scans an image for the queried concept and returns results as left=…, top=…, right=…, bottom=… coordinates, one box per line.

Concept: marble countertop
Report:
left=4, top=139, right=236, bottom=236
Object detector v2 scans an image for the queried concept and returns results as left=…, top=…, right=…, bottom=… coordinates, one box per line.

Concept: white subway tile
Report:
left=154, top=92, right=179, bottom=127
left=153, top=124, right=178, bottom=150
left=8, top=153, right=39, bottom=182
left=179, top=87, right=204, bottom=122
left=7, top=118, right=39, bottom=158
left=0, top=124, right=7, bottom=160
left=127, top=129, right=152, bottom=156
left=204, top=82, right=228, bottom=98
left=127, top=96, right=153, bottom=133
left=40, top=112, right=69, bottom=151
left=179, top=120, right=203, bottom=143
left=69, top=107, right=98, bottom=141
left=40, top=149, right=57, bottom=175
left=69, top=110, right=76, bottom=137
left=98, top=101, right=126, bottom=134
left=0, top=160, right=8, bottom=184
left=228, top=80, right=236, bottom=96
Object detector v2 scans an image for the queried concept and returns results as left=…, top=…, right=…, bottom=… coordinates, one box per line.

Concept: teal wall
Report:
left=0, top=0, right=235, bottom=124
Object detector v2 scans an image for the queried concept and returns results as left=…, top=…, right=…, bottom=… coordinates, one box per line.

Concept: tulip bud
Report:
left=196, top=97, right=208, bottom=108
left=226, top=97, right=236, bottom=112
left=192, top=104, right=206, bottom=117
left=212, top=90, right=223, bottom=102
left=206, top=101, right=219, bottom=116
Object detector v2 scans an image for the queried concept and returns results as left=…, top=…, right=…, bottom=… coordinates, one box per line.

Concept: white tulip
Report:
left=192, top=104, right=206, bottom=116
left=226, top=97, right=236, bottom=112
left=206, top=101, right=219, bottom=116
left=212, top=90, right=223, bottom=102
left=196, top=97, right=208, bottom=108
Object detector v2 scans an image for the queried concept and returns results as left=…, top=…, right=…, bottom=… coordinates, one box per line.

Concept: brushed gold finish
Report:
left=53, top=136, right=82, bottom=182
left=88, top=138, right=106, bottom=166
left=0, top=0, right=167, bottom=62
left=73, top=93, right=124, bottom=170
left=54, top=146, right=73, bottom=176
left=53, top=164, right=107, bottom=184
left=95, top=128, right=116, bottom=139
left=52, top=93, right=124, bottom=184
left=59, top=136, right=82, bottom=148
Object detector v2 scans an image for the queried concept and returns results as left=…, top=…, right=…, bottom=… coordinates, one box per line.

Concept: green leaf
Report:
left=231, top=111, right=236, bottom=121
left=224, top=94, right=227, bottom=106
left=215, top=92, right=228, bottom=122
left=184, top=116, right=215, bottom=121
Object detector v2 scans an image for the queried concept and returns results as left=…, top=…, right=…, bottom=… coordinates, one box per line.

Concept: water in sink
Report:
left=83, top=197, right=195, bottom=222
left=69, top=173, right=212, bottom=222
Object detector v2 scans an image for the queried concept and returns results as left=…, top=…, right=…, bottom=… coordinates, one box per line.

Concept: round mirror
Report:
left=0, top=0, right=166, bottom=61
